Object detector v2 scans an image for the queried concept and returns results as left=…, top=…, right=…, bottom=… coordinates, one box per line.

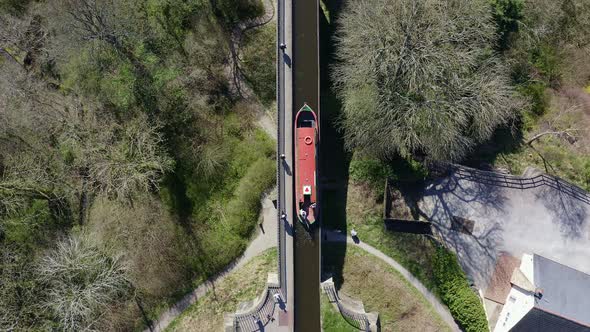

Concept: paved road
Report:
left=323, top=229, right=461, bottom=332
left=420, top=169, right=590, bottom=290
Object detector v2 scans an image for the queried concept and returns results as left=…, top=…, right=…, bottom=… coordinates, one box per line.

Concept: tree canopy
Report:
left=0, top=0, right=276, bottom=329
left=333, top=0, right=523, bottom=161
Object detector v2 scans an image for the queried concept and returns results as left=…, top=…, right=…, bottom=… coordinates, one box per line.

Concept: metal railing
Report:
left=322, top=283, right=371, bottom=331
left=234, top=286, right=281, bottom=332
left=276, top=0, right=288, bottom=302
left=430, top=162, right=590, bottom=205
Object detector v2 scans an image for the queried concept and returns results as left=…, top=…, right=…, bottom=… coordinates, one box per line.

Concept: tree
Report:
left=333, top=0, right=522, bottom=161
left=490, top=0, right=524, bottom=49
left=0, top=243, right=50, bottom=330
left=59, top=112, right=174, bottom=203
left=38, top=234, right=130, bottom=332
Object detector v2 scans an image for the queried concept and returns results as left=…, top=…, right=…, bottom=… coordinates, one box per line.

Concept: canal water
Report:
left=293, top=0, right=321, bottom=331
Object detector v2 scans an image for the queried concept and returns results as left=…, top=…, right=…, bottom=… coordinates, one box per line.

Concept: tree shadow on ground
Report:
left=417, top=172, right=508, bottom=287
left=535, top=185, right=589, bottom=240
left=319, top=0, right=350, bottom=290
left=462, top=119, right=525, bottom=169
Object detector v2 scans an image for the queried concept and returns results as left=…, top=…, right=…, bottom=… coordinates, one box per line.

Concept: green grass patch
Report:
left=320, top=293, right=356, bottom=332
left=166, top=248, right=277, bottom=332
left=332, top=157, right=487, bottom=330
left=322, top=244, right=452, bottom=331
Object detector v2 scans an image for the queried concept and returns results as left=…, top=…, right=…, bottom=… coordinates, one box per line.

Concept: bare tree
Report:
left=333, top=0, right=524, bottom=161
left=60, top=112, right=174, bottom=203
left=38, top=234, right=129, bottom=332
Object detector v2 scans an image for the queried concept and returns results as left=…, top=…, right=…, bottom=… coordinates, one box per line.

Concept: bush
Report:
left=518, top=82, right=549, bottom=116
left=530, top=45, right=561, bottom=86
left=228, top=157, right=275, bottom=237
left=433, top=248, right=488, bottom=332
left=241, top=22, right=276, bottom=104
left=0, top=0, right=32, bottom=15
left=490, top=0, right=524, bottom=50
left=214, top=0, right=264, bottom=25
left=349, top=158, right=392, bottom=188
left=349, top=156, right=427, bottom=190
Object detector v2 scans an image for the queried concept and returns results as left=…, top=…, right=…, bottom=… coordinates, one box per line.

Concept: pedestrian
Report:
left=351, top=229, right=357, bottom=238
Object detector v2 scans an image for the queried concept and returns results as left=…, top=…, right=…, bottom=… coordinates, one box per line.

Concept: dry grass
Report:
left=344, top=182, right=438, bottom=291
left=495, top=87, right=590, bottom=190
left=345, top=181, right=382, bottom=223
left=335, top=245, right=450, bottom=332
left=166, top=248, right=277, bottom=332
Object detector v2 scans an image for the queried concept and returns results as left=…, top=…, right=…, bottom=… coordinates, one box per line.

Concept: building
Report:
left=493, top=253, right=590, bottom=332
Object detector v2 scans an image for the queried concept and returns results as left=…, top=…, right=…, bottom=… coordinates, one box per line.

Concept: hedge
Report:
left=433, top=247, right=489, bottom=332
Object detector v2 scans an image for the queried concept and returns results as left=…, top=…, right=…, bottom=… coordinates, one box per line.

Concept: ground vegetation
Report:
left=322, top=244, right=451, bottom=332
left=0, top=0, right=275, bottom=329
left=166, top=248, right=277, bottom=332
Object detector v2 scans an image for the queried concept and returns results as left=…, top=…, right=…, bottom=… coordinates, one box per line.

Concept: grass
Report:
left=487, top=88, right=590, bottom=191
left=166, top=248, right=277, bottom=332
left=342, top=180, right=439, bottom=293
left=320, top=293, right=357, bottom=332
left=144, top=113, right=276, bottom=328
left=323, top=244, right=451, bottom=332
left=322, top=157, right=488, bottom=331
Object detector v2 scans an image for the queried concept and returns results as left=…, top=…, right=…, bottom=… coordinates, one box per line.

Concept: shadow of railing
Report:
left=322, top=283, right=370, bottom=331
left=430, top=162, right=590, bottom=206
left=230, top=275, right=282, bottom=332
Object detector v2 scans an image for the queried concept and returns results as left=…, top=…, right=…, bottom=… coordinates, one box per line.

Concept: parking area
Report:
left=419, top=168, right=590, bottom=289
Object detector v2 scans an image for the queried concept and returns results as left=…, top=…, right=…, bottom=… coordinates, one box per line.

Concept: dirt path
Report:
left=323, top=229, right=460, bottom=332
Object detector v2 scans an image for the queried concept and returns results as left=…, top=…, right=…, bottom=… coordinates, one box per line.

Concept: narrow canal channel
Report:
left=293, top=0, right=321, bottom=331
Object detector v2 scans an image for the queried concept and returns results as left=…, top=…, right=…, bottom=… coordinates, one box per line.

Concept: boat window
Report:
left=300, top=119, right=315, bottom=128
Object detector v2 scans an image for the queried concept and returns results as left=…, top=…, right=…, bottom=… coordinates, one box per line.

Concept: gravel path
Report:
left=323, top=229, right=460, bottom=332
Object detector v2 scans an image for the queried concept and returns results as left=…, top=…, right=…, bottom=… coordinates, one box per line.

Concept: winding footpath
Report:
left=145, top=197, right=278, bottom=332
left=323, top=229, right=461, bottom=332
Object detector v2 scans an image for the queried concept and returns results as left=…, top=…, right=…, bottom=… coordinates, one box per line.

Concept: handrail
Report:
left=233, top=285, right=281, bottom=331
left=276, top=0, right=287, bottom=302
left=322, top=282, right=372, bottom=331
left=430, top=162, right=590, bottom=205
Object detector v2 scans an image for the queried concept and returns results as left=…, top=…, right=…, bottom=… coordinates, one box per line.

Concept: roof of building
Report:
left=484, top=252, right=521, bottom=304
left=533, top=254, right=590, bottom=327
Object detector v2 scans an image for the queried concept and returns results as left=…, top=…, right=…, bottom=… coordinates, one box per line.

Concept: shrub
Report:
left=518, top=82, right=549, bottom=116
left=214, top=0, right=264, bottom=25
left=349, top=158, right=392, bottom=188
left=349, top=156, right=427, bottom=190
left=241, top=22, right=276, bottom=104
left=530, top=45, right=561, bottom=86
left=228, top=157, right=276, bottom=237
left=490, top=0, right=524, bottom=50
left=433, top=248, right=488, bottom=332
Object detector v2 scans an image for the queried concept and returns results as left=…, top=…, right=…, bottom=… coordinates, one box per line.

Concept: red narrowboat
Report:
left=295, top=103, right=319, bottom=226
